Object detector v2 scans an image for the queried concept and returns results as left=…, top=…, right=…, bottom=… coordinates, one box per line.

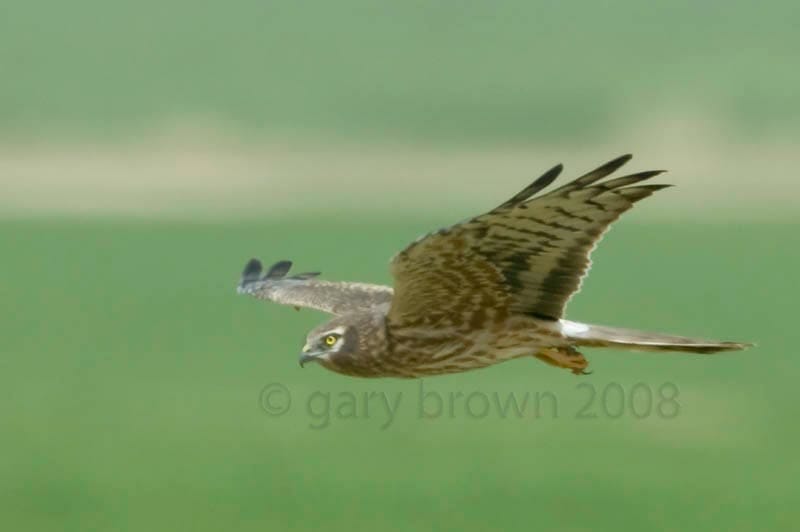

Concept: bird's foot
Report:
left=534, top=347, right=590, bottom=375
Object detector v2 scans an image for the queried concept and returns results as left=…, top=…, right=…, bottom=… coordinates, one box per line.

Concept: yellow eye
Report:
left=324, top=335, right=338, bottom=346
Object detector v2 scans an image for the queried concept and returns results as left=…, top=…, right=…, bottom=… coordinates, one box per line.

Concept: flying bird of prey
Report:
left=238, top=155, right=750, bottom=377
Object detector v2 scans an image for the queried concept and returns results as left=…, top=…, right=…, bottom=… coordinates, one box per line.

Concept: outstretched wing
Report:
left=238, top=259, right=393, bottom=315
left=388, top=154, right=668, bottom=323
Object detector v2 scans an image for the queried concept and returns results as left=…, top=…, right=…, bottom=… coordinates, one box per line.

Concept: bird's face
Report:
left=300, top=323, right=358, bottom=369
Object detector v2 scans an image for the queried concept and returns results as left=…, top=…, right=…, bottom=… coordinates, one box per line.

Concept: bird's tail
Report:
left=560, top=320, right=752, bottom=354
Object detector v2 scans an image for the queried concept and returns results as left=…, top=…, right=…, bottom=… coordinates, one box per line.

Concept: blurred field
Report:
left=1, top=116, right=799, bottom=220
left=1, top=218, right=796, bottom=531
left=1, top=0, right=798, bottom=142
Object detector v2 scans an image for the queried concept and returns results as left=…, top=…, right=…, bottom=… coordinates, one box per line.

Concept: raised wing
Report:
left=238, top=259, right=393, bottom=315
left=388, top=154, right=668, bottom=323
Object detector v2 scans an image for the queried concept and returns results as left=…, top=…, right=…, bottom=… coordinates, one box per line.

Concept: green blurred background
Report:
left=1, top=1, right=798, bottom=531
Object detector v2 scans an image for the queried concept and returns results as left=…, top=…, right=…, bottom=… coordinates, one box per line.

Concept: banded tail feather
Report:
left=560, top=320, right=752, bottom=354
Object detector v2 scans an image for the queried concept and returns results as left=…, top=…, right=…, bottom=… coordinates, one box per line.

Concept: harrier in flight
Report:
left=238, top=155, right=750, bottom=377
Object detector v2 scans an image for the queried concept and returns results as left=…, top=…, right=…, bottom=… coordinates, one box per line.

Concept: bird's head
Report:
left=299, top=318, right=361, bottom=369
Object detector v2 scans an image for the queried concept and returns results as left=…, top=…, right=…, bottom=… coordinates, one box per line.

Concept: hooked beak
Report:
left=299, top=345, right=323, bottom=367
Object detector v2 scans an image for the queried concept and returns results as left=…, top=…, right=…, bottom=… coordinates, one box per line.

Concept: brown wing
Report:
left=239, top=259, right=393, bottom=315
left=388, top=154, right=669, bottom=323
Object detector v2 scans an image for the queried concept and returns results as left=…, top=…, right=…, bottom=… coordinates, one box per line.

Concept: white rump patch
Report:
left=560, top=319, right=590, bottom=337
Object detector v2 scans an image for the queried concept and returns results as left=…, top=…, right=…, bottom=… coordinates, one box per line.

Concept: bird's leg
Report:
left=534, top=346, right=590, bottom=375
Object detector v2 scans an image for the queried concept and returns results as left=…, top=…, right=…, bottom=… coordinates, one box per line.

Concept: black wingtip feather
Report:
left=535, top=163, right=564, bottom=191
left=238, top=259, right=321, bottom=296
left=610, top=153, right=634, bottom=167
left=265, top=260, right=293, bottom=279
left=600, top=170, right=668, bottom=190
left=242, top=258, right=263, bottom=282
left=616, top=183, right=673, bottom=201
left=642, top=184, right=674, bottom=191
left=291, top=272, right=322, bottom=280
left=544, top=154, right=635, bottom=194
left=580, top=154, right=633, bottom=183
left=495, top=163, right=564, bottom=211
